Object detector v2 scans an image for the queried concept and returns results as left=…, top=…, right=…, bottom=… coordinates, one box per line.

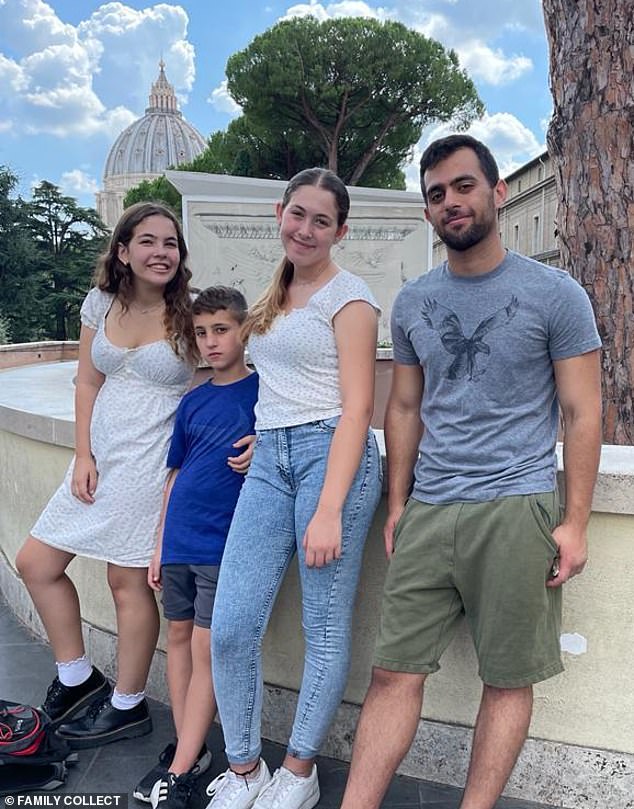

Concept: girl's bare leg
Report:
left=107, top=563, right=160, bottom=693
left=16, top=536, right=84, bottom=661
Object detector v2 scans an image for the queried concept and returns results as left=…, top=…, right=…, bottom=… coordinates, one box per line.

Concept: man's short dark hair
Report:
left=192, top=285, right=248, bottom=324
left=419, top=135, right=500, bottom=202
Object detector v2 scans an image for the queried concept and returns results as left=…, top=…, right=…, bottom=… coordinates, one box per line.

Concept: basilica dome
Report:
left=97, top=61, right=206, bottom=228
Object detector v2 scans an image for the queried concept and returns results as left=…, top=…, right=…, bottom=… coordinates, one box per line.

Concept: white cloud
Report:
left=457, top=42, right=532, bottom=86
left=60, top=169, right=100, bottom=195
left=0, top=0, right=76, bottom=53
left=208, top=79, right=241, bottom=117
left=282, top=1, right=393, bottom=21
left=404, top=112, right=545, bottom=193
left=0, top=53, right=28, bottom=92
left=0, top=0, right=196, bottom=139
left=398, top=0, right=544, bottom=41
left=78, top=3, right=195, bottom=111
left=279, top=0, right=539, bottom=87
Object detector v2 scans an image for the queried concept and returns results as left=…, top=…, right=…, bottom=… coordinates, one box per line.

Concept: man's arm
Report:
left=549, top=349, right=602, bottom=587
left=383, top=362, right=424, bottom=558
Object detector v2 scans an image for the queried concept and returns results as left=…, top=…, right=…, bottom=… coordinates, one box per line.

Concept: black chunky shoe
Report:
left=40, top=666, right=111, bottom=725
left=56, top=696, right=152, bottom=749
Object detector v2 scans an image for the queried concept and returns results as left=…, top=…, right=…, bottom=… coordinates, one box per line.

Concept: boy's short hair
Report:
left=192, top=286, right=248, bottom=324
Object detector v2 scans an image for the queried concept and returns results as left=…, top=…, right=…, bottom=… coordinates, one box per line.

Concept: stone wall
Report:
left=166, top=171, right=430, bottom=344
left=1, top=360, right=633, bottom=808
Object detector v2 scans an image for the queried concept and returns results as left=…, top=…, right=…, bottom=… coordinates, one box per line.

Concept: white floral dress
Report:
left=31, top=288, right=194, bottom=566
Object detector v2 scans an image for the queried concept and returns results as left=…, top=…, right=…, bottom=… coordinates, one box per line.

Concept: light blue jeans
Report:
left=211, top=417, right=382, bottom=764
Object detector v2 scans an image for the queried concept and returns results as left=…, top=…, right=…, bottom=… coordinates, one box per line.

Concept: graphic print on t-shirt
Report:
left=420, top=295, right=519, bottom=381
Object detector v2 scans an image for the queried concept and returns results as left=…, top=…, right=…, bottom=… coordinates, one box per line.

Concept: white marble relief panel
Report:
left=188, top=209, right=427, bottom=342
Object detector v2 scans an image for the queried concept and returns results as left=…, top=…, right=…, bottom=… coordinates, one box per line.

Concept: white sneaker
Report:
left=205, top=760, right=271, bottom=809
left=253, top=765, right=319, bottom=809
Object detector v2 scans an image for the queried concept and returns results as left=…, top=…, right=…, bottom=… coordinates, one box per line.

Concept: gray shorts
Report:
left=161, top=564, right=219, bottom=628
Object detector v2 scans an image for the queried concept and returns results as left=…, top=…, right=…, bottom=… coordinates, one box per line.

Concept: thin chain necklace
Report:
left=130, top=300, right=165, bottom=315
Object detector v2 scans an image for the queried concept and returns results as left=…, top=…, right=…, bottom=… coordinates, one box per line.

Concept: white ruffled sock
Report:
left=111, top=688, right=145, bottom=710
left=56, top=655, right=92, bottom=687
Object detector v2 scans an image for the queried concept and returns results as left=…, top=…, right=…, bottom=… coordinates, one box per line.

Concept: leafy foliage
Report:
left=0, top=168, right=108, bottom=342
left=123, top=176, right=182, bottom=213
left=220, top=17, right=483, bottom=186
left=0, top=166, right=41, bottom=342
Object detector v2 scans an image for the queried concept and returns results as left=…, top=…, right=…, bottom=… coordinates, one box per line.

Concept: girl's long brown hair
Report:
left=243, top=168, right=350, bottom=338
left=93, top=202, right=196, bottom=364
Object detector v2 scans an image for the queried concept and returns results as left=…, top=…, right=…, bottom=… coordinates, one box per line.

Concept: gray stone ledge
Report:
left=1, top=361, right=633, bottom=516
left=2, top=557, right=631, bottom=809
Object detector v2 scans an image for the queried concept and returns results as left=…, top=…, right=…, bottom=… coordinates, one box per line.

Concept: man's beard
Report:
left=438, top=219, right=492, bottom=252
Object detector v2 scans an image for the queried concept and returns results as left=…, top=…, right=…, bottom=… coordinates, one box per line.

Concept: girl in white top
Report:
left=206, top=169, right=383, bottom=809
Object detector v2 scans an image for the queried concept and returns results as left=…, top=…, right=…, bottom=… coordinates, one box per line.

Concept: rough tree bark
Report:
left=543, top=0, right=634, bottom=444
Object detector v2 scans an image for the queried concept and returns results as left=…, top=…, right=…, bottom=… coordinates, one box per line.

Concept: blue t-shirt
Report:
left=391, top=251, right=601, bottom=503
left=161, top=372, right=259, bottom=564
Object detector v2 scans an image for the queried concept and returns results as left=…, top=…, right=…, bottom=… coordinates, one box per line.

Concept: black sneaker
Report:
left=135, top=743, right=212, bottom=804
left=56, top=696, right=152, bottom=749
left=189, top=744, right=212, bottom=777
left=40, top=667, right=111, bottom=725
left=134, top=742, right=177, bottom=803
left=150, top=772, right=197, bottom=809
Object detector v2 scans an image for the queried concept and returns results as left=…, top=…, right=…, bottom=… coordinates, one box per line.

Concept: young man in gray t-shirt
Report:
left=340, top=135, right=602, bottom=809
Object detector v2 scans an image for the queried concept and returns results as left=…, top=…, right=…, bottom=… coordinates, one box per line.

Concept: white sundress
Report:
left=31, top=288, right=194, bottom=567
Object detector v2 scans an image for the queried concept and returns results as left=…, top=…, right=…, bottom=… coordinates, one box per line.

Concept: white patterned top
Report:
left=248, top=269, right=380, bottom=430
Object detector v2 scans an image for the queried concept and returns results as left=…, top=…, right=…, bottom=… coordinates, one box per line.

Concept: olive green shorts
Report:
left=374, top=492, right=564, bottom=688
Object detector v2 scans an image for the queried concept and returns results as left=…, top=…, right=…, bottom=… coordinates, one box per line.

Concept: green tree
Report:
left=0, top=312, right=10, bottom=344
left=220, top=16, right=483, bottom=186
left=192, top=116, right=343, bottom=181
left=23, top=181, right=108, bottom=340
left=123, top=175, right=182, bottom=213
left=0, top=166, right=42, bottom=342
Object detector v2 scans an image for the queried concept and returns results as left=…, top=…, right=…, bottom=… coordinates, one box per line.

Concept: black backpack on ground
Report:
left=0, top=700, right=78, bottom=794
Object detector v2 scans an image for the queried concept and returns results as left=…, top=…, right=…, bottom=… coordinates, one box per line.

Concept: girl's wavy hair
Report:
left=243, top=168, right=350, bottom=338
left=93, top=202, right=195, bottom=363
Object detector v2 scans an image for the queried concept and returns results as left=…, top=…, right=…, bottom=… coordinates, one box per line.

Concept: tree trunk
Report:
left=543, top=0, right=634, bottom=444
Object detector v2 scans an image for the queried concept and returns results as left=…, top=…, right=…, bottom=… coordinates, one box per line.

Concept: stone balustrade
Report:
left=0, top=358, right=632, bottom=809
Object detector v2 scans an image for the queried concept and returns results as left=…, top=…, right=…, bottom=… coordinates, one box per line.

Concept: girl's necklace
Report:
left=130, top=300, right=164, bottom=315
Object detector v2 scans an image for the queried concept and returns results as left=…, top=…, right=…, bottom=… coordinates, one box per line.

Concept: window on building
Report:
left=532, top=215, right=540, bottom=254
left=537, top=165, right=544, bottom=181
left=518, top=179, right=522, bottom=193
left=513, top=224, right=520, bottom=250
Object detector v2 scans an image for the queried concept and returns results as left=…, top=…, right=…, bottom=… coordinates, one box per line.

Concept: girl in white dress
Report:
left=16, top=202, right=197, bottom=747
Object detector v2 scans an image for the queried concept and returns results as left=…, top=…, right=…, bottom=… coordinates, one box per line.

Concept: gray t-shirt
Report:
left=391, top=251, right=601, bottom=503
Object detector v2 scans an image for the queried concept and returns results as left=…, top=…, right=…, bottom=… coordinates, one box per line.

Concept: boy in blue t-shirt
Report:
left=134, top=286, right=258, bottom=809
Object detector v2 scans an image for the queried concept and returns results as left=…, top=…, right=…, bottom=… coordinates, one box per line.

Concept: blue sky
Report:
left=0, top=0, right=552, bottom=208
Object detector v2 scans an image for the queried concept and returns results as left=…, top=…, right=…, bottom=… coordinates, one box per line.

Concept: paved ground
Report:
left=0, top=595, right=559, bottom=808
